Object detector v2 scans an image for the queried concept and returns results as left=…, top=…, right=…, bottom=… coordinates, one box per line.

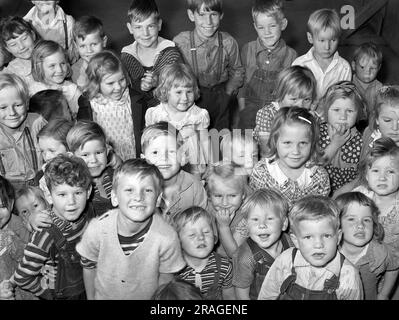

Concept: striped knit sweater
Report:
left=13, top=210, right=88, bottom=297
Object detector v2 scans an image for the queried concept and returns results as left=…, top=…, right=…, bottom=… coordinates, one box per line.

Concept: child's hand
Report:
left=29, top=209, right=52, bottom=232
left=329, top=123, right=351, bottom=149
left=215, top=208, right=233, bottom=227
left=140, top=71, right=156, bottom=91
left=0, top=280, right=15, bottom=300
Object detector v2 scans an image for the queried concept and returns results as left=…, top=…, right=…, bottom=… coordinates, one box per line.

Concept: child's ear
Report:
left=351, top=61, right=356, bottom=71
left=290, top=232, right=299, bottom=248
left=102, top=35, right=108, bottom=48
left=156, top=192, right=163, bottom=207
left=126, top=22, right=134, bottom=35
left=280, top=18, right=288, bottom=31
left=86, top=185, right=93, bottom=200
left=157, top=18, right=162, bottom=30
left=337, top=229, right=342, bottom=245
left=187, top=9, right=195, bottom=22
left=282, top=217, right=288, bottom=232
left=306, top=32, right=314, bottom=45
left=111, top=189, right=119, bottom=207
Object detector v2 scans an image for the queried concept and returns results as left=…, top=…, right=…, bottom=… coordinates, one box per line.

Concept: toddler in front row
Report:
left=258, top=195, right=363, bottom=300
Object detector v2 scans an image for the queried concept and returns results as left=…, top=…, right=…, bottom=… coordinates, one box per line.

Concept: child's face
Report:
left=291, top=218, right=341, bottom=267
left=179, top=216, right=214, bottom=260
left=307, top=28, right=339, bottom=61
left=376, top=104, right=399, bottom=144
left=0, top=86, right=28, bottom=130
left=38, top=136, right=67, bottom=163
left=247, top=204, right=287, bottom=250
left=99, top=70, right=127, bottom=101
left=209, top=176, right=245, bottom=219
left=111, top=173, right=161, bottom=225
left=143, top=135, right=182, bottom=181
left=42, top=51, right=68, bottom=85
left=187, top=5, right=223, bottom=40
left=15, top=193, right=47, bottom=231
left=327, top=97, right=358, bottom=131
left=126, top=14, right=161, bottom=49
left=366, top=155, right=399, bottom=197
left=167, top=85, right=195, bottom=113
left=75, top=32, right=107, bottom=63
left=276, top=123, right=311, bottom=170
left=0, top=199, right=12, bottom=229
left=341, top=202, right=374, bottom=248
left=227, top=139, right=258, bottom=173
left=74, top=139, right=108, bottom=178
left=50, top=183, right=91, bottom=222
left=31, top=1, right=57, bottom=15
left=352, top=55, right=379, bottom=84
left=253, top=13, right=287, bottom=49
left=280, top=93, right=313, bottom=109
left=5, top=32, right=35, bottom=60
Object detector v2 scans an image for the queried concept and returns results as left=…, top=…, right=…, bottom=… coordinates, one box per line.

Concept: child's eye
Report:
left=58, top=193, right=66, bottom=197
left=213, top=194, right=222, bottom=198
left=304, top=235, right=312, bottom=240
left=299, top=141, right=309, bottom=146
left=75, top=191, right=83, bottom=195
left=387, top=169, right=396, bottom=174
left=145, top=188, right=153, bottom=193
left=228, top=194, right=237, bottom=198
left=267, top=217, right=274, bottom=221
left=382, top=118, right=392, bottom=123
left=251, top=217, right=258, bottom=222
left=323, top=234, right=332, bottom=239
left=188, top=234, right=195, bottom=238
left=0, top=106, right=7, bottom=110
left=346, top=217, right=355, bottom=222
left=363, top=218, right=372, bottom=224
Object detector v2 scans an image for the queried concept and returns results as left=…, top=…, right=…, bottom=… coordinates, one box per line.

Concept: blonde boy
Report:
left=141, top=122, right=207, bottom=223
left=292, top=8, right=351, bottom=100
left=233, top=189, right=291, bottom=300
left=76, top=159, right=186, bottom=299
left=173, top=0, right=244, bottom=130
left=71, top=16, right=107, bottom=89
left=258, top=195, right=363, bottom=300
left=237, top=0, right=297, bottom=129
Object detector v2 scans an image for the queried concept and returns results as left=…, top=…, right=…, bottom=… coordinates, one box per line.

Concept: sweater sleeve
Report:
left=76, top=218, right=101, bottom=264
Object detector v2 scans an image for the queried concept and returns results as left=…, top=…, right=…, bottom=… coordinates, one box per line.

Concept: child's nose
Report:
left=143, top=26, right=150, bottom=36
left=314, top=237, right=324, bottom=248
left=8, top=105, right=17, bottom=116
left=54, top=64, right=63, bottom=73
left=339, top=111, right=347, bottom=120
left=392, top=120, right=399, bottom=131
left=67, top=194, right=77, bottom=205
left=204, top=14, right=212, bottom=25
left=17, top=40, right=25, bottom=51
left=222, top=196, right=229, bottom=206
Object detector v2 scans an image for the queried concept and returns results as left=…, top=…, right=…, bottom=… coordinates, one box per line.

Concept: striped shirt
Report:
left=80, top=216, right=152, bottom=269
left=176, top=252, right=233, bottom=298
left=13, top=210, right=88, bottom=297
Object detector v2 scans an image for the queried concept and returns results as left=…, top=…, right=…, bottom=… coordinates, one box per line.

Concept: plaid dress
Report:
left=249, top=158, right=331, bottom=205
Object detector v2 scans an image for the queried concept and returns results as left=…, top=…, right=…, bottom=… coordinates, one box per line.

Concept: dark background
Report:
left=1, top=0, right=399, bottom=84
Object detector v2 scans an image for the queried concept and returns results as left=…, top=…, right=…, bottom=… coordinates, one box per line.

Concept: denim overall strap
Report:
left=63, top=19, right=68, bottom=50
left=189, top=31, right=223, bottom=83
left=204, top=252, right=222, bottom=300
left=247, top=238, right=275, bottom=300
left=278, top=248, right=298, bottom=299
left=322, top=252, right=345, bottom=294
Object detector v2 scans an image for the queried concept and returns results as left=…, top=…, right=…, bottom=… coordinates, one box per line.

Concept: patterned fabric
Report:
left=173, top=30, right=244, bottom=92
left=258, top=247, right=363, bottom=300
left=91, top=90, right=136, bottom=161
left=292, top=47, right=352, bottom=100
left=354, top=186, right=399, bottom=250
left=1, top=58, right=35, bottom=86
left=13, top=209, right=88, bottom=297
left=253, top=101, right=280, bottom=142
left=176, top=251, right=233, bottom=297
left=249, top=158, right=331, bottom=205
left=319, top=122, right=363, bottom=192
left=71, top=58, right=89, bottom=90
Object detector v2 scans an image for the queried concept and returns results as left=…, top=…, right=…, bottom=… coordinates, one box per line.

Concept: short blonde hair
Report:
left=0, top=73, right=30, bottom=106
left=289, top=195, right=340, bottom=235
left=252, top=0, right=285, bottom=22
left=370, top=85, right=399, bottom=131
left=274, top=65, right=317, bottom=103
left=154, top=63, right=199, bottom=103
left=31, top=40, right=72, bottom=83
left=172, top=206, right=217, bottom=238
left=204, top=162, right=251, bottom=197
left=141, top=122, right=184, bottom=153
left=307, top=8, right=341, bottom=38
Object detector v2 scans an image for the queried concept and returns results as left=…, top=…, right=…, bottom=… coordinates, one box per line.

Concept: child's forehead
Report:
left=297, top=217, right=336, bottom=232
left=6, top=31, right=31, bottom=42
left=131, top=13, right=159, bottom=25
left=148, top=135, right=177, bottom=148
left=357, top=54, right=379, bottom=66
left=197, top=3, right=219, bottom=14
left=76, top=31, right=103, bottom=43
left=118, top=172, right=158, bottom=187
left=210, top=175, right=243, bottom=193
left=370, top=154, right=399, bottom=169
left=52, top=183, right=86, bottom=192
left=254, top=12, right=279, bottom=24
left=182, top=216, right=212, bottom=229
left=313, top=27, right=337, bottom=39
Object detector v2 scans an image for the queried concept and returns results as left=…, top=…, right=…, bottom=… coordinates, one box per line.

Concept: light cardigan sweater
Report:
left=76, top=209, right=186, bottom=300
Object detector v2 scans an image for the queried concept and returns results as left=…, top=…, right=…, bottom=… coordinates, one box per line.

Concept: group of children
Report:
left=0, top=0, right=399, bottom=300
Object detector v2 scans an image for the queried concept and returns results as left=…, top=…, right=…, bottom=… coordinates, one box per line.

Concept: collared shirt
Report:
left=292, top=47, right=351, bottom=99
left=173, top=30, right=244, bottom=91
left=0, top=113, right=46, bottom=182
left=258, top=247, right=363, bottom=300
left=238, top=38, right=297, bottom=100
left=159, top=170, right=208, bottom=223
left=352, top=75, right=382, bottom=118
left=24, top=5, right=76, bottom=62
